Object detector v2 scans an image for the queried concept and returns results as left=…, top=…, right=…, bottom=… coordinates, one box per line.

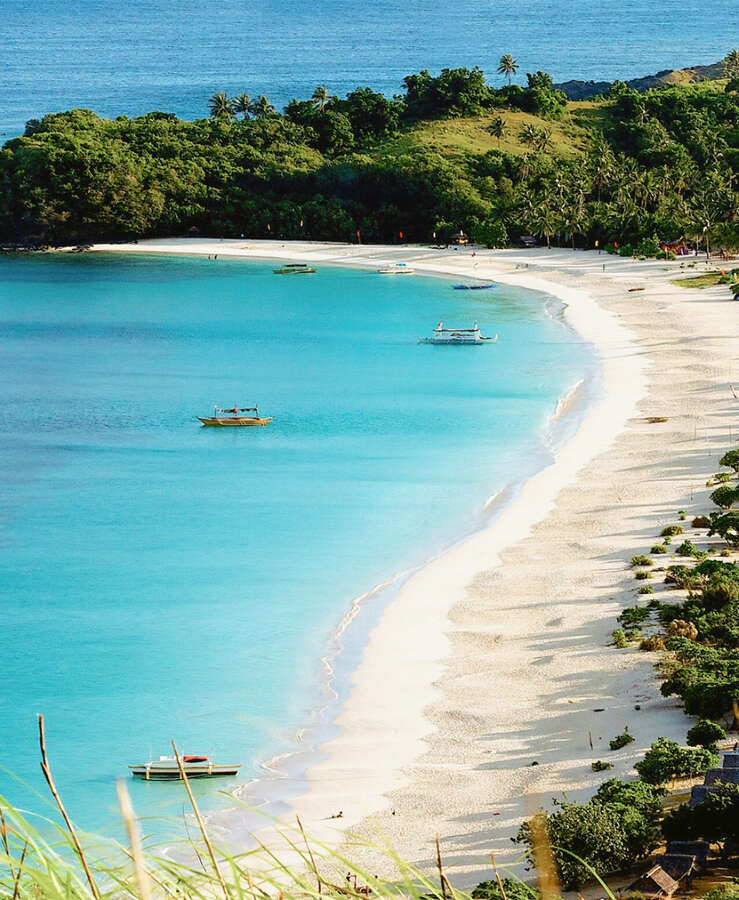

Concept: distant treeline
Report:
left=0, top=62, right=737, bottom=247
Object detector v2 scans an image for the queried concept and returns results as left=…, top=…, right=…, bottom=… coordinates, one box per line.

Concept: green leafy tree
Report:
left=634, top=737, right=717, bottom=785
left=248, top=95, right=275, bottom=118
left=723, top=48, right=739, bottom=79
left=686, top=719, right=727, bottom=751
left=711, top=485, right=739, bottom=509
left=663, top=782, right=739, bottom=856
left=719, top=449, right=739, bottom=474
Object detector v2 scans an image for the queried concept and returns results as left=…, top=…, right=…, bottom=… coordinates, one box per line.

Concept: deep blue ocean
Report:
left=0, top=252, right=594, bottom=838
left=1, top=0, right=735, bottom=137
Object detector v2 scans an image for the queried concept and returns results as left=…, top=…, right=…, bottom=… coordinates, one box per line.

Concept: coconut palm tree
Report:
left=232, top=93, right=251, bottom=119
left=518, top=122, right=538, bottom=148
left=533, top=127, right=552, bottom=153
left=723, top=48, right=739, bottom=79
left=311, top=86, right=330, bottom=112
left=488, top=115, right=506, bottom=146
left=208, top=92, right=233, bottom=119
left=497, top=54, right=520, bottom=85
left=249, top=95, right=275, bottom=118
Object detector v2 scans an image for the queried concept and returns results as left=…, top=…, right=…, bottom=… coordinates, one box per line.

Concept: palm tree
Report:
left=311, top=86, right=330, bottom=112
left=518, top=122, right=538, bottom=148
left=723, top=48, right=739, bottom=79
left=533, top=127, right=552, bottom=153
left=248, top=95, right=275, bottom=118
left=497, top=54, right=520, bottom=85
left=208, top=92, right=233, bottom=119
left=232, top=93, right=251, bottom=119
left=488, top=115, right=506, bottom=146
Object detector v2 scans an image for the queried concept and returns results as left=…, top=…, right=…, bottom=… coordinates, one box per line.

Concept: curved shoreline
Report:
left=86, top=239, right=732, bottom=886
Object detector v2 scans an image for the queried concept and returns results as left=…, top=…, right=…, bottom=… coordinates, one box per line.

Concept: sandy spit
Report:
left=89, top=239, right=737, bottom=886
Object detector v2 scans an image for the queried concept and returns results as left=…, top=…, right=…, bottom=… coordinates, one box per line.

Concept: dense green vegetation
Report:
left=1, top=56, right=737, bottom=247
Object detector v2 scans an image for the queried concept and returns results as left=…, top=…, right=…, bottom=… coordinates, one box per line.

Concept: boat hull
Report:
left=273, top=268, right=316, bottom=274
left=129, top=764, right=241, bottom=781
left=198, top=417, right=272, bottom=426
left=418, top=335, right=497, bottom=345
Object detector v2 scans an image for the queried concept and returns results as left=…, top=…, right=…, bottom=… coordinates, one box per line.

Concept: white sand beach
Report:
left=89, top=239, right=738, bottom=886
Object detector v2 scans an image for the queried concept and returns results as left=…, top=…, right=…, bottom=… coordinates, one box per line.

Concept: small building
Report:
left=666, top=841, right=710, bottom=868
left=519, top=235, right=537, bottom=248
left=628, top=865, right=679, bottom=899
left=654, top=854, right=699, bottom=887
left=450, top=231, right=470, bottom=245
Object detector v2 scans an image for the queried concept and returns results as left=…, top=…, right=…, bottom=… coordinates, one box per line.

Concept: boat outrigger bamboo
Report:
left=419, top=322, right=498, bottom=345
left=198, top=405, right=272, bottom=426
left=129, top=755, right=241, bottom=781
left=273, top=263, right=316, bottom=274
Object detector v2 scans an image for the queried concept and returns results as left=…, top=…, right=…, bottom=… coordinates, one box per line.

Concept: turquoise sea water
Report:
left=1, top=0, right=735, bottom=137
left=0, top=253, right=594, bottom=838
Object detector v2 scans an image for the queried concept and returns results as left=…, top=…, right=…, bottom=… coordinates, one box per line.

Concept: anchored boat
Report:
left=129, top=755, right=241, bottom=781
left=198, top=405, right=272, bottom=426
left=419, top=322, right=498, bottom=345
left=273, top=263, right=316, bottom=274
left=452, top=283, right=497, bottom=290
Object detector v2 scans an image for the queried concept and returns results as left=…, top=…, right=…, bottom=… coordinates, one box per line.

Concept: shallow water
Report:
left=0, top=252, right=593, bottom=837
left=1, top=0, right=734, bottom=136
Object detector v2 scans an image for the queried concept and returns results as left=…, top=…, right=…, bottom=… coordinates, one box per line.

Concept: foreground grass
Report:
left=671, top=272, right=725, bottom=288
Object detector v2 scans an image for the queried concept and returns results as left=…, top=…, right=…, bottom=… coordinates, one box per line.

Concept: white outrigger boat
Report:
left=419, top=322, right=497, bottom=345
left=129, top=754, right=241, bottom=781
left=377, top=262, right=415, bottom=274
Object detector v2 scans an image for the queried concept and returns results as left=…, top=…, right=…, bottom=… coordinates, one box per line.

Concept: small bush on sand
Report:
left=612, top=629, right=630, bottom=648
left=678, top=510, right=686, bottom=520
left=663, top=536, right=672, bottom=545
left=640, top=635, right=666, bottom=651
left=635, top=570, right=652, bottom=580
left=610, top=731, right=635, bottom=751
left=676, top=540, right=707, bottom=559
left=638, top=584, right=655, bottom=594
left=619, top=605, right=650, bottom=625
left=662, top=524, right=684, bottom=537
left=631, top=555, right=653, bottom=567
left=592, top=760, right=614, bottom=772
left=667, top=619, right=699, bottom=640
left=692, top=515, right=711, bottom=528
left=651, top=544, right=668, bottom=554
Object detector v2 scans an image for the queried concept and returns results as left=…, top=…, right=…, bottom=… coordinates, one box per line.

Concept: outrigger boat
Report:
left=419, top=322, right=498, bottom=345
left=377, top=262, right=415, bottom=274
left=129, top=755, right=241, bottom=781
left=452, top=282, right=497, bottom=290
left=198, top=405, right=272, bottom=426
left=273, top=263, right=316, bottom=274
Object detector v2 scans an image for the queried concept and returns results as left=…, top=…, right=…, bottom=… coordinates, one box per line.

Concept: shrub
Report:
left=472, top=879, right=539, bottom=900
left=667, top=619, right=699, bottom=640
left=634, top=737, right=717, bottom=784
left=631, top=555, right=653, bottom=567
left=678, top=510, right=687, bottom=520
left=686, top=719, right=727, bottom=750
left=650, top=544, right=668, bottom=554
left=638, top=585, right=655, bottom=594
left=663, top=536, right=672, bottom=545
left=640, top=635, right=666, bottom=651
left=610, top=731, right=635, bottom=751
left=713, top=472, right=734, bottom=484
left=592, top=760, right=614, bottom=772
left=612, top=629, right=630, bottom=648
left=676, top=540, right=707, bottom=559
left=618, top=244, right=634, bottom=257
left=662, top=525, right=684, bottom=537
left=692, top=515, right=711, bottom=528
left=619, top=606, right=651, bottom=626
left=662, top=782, right=739, bottom=854
left=635, top=570, right=651, bottom=580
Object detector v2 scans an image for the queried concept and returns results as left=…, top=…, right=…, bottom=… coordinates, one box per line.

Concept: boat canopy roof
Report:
left=434, top=321, right=480, bottom=332
left=215, top=406, right=258, bottom=414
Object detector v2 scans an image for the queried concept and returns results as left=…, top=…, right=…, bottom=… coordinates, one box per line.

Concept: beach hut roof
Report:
left=629, top=865, right=679, bottom=898
left=654, top=853, right=699, bottom=881
left=666, top=840, right=709, bottom=862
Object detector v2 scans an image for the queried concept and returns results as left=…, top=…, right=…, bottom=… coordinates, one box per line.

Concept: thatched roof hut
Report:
left=628, top=865, right=679, bottom=899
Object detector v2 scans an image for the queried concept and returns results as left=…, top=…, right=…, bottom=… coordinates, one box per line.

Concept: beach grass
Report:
left=671, top=272, right=725, bottom=289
